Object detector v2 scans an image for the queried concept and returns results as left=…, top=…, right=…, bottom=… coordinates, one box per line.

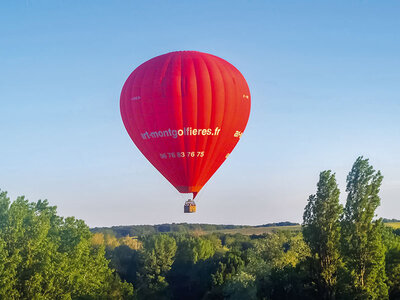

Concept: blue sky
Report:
left=1, top=1, right=399, bottom=227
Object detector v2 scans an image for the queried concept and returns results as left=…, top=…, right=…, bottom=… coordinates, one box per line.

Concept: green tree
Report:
left=0, top=191, right=18, bottom=298
left=303, top=170, right=343, bottom=299
left=168, top=235, right=221, bottom=300
left=137, top=234, right=177, bottom=299
left=212, top=250, right=245, bottom=287
left=0, top=189, right=133, bottom=299
left=222, top=271, right=257, bottom=300
left=381, top=227, right=400, bottom=299
left=251, top=231, right=310, bottom=269
left=341, top=157, right=388, bottom=299
left=249, top=232, right=312, bottom=300
left=174, top=235, right=216, bottom=264
left=107, top=245, right=141, bottom=285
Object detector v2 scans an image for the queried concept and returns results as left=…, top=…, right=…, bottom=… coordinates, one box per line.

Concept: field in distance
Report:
left=214, top=222, right=400, bottom=235
left=386, top=222, right=400, bottom=229
left=207, top=225, right=301, bottom=235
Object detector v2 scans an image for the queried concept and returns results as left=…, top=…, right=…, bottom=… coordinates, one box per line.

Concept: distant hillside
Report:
left=383, top=218, right=400, bottom=223
left=210, top=225, right=301, bottom=235
left=91, top=222, right=299, bottom=237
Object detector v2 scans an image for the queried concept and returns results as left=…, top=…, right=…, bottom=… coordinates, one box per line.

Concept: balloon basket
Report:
left=184, top=199, right=196, bottom=213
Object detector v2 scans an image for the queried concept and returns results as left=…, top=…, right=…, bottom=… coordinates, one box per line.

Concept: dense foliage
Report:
left=91, top=222, right=299, bottom=238
left=303, top=170, right=342, bottom=299
left=101, top=157, right=399, bottom=299
left=1, top=156, right=400, bottom=299
left=341, top=157, right=387, bottom=299
left=0, top=191, right=133, bottom=299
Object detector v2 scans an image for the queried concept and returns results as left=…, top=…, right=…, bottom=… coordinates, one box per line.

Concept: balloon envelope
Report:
left=120, top=51, right=251, bottom=198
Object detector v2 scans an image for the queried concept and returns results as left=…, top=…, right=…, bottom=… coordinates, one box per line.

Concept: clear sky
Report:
left=1, top=1, right=399, bottom=227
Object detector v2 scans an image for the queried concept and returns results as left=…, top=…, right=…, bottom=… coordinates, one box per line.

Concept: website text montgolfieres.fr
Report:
left=140, top=127, right=221, bottom=140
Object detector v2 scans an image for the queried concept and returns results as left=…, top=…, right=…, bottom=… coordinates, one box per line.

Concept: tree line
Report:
left=1, top=156, right=400, bottom=299
left=91, top=222, right=299, bottom=238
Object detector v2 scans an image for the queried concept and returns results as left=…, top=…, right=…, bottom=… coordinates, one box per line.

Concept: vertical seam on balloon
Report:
left=138, top=58, right=169, bottom=175
left=192, top=53, right=212, bottom=190
left=121, top=76, right=135, bottom=156
left=205, top=57, right=229, bottom=185
left=134, top=62, right=154, bottom=161
left=153, top=54, right=181, bottom=184
left=166, top=54, right=186, bottom=187
left=178, top=53, right=189, bottom=187
left=120, top=74, right=133, bottom=139
left=212, top=60, right=240, bottom=177
left=179, top=53, right=191, bottom=187
left=197, top=55, right=227, bottom=187
left=124, top=70, right=144, bottom=157
left=214, top=61, right=250, bottom=184
left=191, top=52, right=200, bottom=190
left=127, top=65, right=155, bottom=163
left=124, top=65, right=162, bottom=176
left=147, top=57, right=180, bottom=183
left=123, top=70, right=138, bottom=135
left=191, top=53, right=201, bottom=188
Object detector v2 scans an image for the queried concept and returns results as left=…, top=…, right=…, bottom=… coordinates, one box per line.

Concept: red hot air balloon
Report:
left=120, top=51, right=251, bottom=212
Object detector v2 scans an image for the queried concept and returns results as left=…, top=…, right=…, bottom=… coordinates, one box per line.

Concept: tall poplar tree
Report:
left=303, top=170, right=342, bottom=300
left=341, top=157, right=388, bottom=299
